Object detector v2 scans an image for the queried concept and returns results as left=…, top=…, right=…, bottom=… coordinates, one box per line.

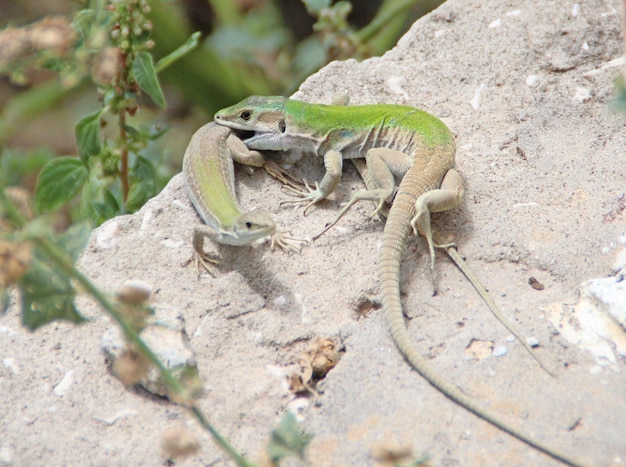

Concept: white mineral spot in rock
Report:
left=582, top=42, right=589, bottom=51
left=526, top=74, right=540, bottom=87
left=493, top=345, right=507, bottom=357
left=139, top=208, right=153, bottom=235
left=572, top=4, right=580, bottom=16
left=573, top=86, right=591, bottom=102
left=386, top=76, right=409, bottom=98
left=162, top=239, right=184, bottom=248
left=3, top=357, right=19, bottom=375
left=0, top=445, right=15, bottom=463
left=248, top=331, right=263, bottom=344
left=506, top=10, right=521, bottom=16
left=590, top=365, right=602, bottom=375
left=434, top=29, right=446, bottom=39
left=172, top=199, right=189, bottom=211
left=612, top=248, right=626, bottom=273
left=273, top=295, right=287, bottom=307
left=94, top=409, right=138, bottom=425
left=54, top=370, right=75, bottom=396
left=0, top=326, right=16, bottom=336
left=488, top=18, right=501, bottom=28
left=513, top=201, right=538, bottom=208
left=294, top=293, right=305, bottom=308
left=506, top=334, right=515, bottom=343
left=470, top=84, right=485, bottom=110
left=288, top=397, right=310, bottom=418
left=96, top=219, right=119, bottom=249
left=265, top=365, right=284, bottom=378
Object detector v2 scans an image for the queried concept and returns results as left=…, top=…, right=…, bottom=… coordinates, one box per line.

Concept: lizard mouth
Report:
left=233, top=129, right=256, bottom=141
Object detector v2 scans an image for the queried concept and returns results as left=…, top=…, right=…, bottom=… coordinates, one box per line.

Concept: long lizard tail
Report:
left=379, top=163, right=586, bottom=467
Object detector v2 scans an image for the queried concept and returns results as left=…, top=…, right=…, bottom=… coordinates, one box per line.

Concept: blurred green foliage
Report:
left=0, top=0, right=441, bottom=229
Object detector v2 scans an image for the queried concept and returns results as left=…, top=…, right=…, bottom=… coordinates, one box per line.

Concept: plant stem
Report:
left=118, top=107, right=129, bottom=206
left=190, top=405, right=257, bottom=467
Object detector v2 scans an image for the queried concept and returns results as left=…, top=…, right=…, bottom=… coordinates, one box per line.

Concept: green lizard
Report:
left=182, top=121, right=302, bottom=271
left=214, top=96, right=586, bottom=466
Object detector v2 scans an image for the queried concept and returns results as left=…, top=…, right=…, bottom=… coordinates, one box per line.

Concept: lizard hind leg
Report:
left=410, top=168, right=464, bottom=276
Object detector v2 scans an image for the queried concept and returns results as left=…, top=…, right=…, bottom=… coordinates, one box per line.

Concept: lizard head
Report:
left=214, top=96, right=286, bottom=136
left=228, top=209, right=276, bottom=245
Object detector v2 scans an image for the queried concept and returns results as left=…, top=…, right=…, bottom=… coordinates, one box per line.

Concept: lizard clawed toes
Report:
left=279, top=179, right=325, bottom=215
left=182, top=250, right=220, bottom=278
left=263, top=161, right=304, bottom=190
left=270, top=232, right=308, bottom=253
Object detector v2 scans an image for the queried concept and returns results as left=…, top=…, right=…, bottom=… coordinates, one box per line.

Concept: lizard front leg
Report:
left=226, top=132, right=302, bottom=189
left=183, top=225, right=222, bottom=276
left=282, top=149, right=344, bottom=214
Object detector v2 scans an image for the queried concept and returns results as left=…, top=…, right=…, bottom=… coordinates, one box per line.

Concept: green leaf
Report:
left=148, top=125, right=170, bottom=141
left=91, top=188, right=121, bottom=224
left=126, top=179, right=156, bottom=213
left=20, top=252, right=86, bottom=331
left=133, top=154, right=157, bottom=181
left=18, top=221, right=91, bottom=330
left=132, top=51, right=166, bottom=108
left=75, top=110, right=102, bottom=163
left=125, top=155, right=156, bottom=212
left=267, top=412, right=312, bottom=463
left=72, top=9, right=96, bottom=47
left=35, top=157, right=88, bottom=212
left=78, top=179, right=120, bottom=225
left=59, top=221, right=92, bottom=261
left=155, top=31, right=201, bottom=72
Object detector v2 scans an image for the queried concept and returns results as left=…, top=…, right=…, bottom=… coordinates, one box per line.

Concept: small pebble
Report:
left=493, top=345, right=507, bottom=357
left=118, top=279, right=152, bottom=304
left=526, top=336, right=540, bottom=347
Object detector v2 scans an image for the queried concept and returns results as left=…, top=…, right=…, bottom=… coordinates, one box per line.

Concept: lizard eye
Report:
left=279, top=120, right=286, bottom=133
left=240, top=110, right=251, bottom=121
left=245, top=222, right=253, bottom=229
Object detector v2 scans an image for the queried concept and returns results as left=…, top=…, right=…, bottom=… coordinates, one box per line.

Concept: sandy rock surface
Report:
left=2, top=0, right=625, bottom=465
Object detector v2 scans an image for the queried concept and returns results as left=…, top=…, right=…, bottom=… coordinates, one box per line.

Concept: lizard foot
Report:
left=263, top=160, right=304, bottom=190
left=182, top=250, right=221, bottom=277
left=270, top=231, right=308, bottom=253
left=312, top=191, right=389, bottom=241
left=367, top=197, right=389, bottom=220
left=280, top=179, right=325, bottom=215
